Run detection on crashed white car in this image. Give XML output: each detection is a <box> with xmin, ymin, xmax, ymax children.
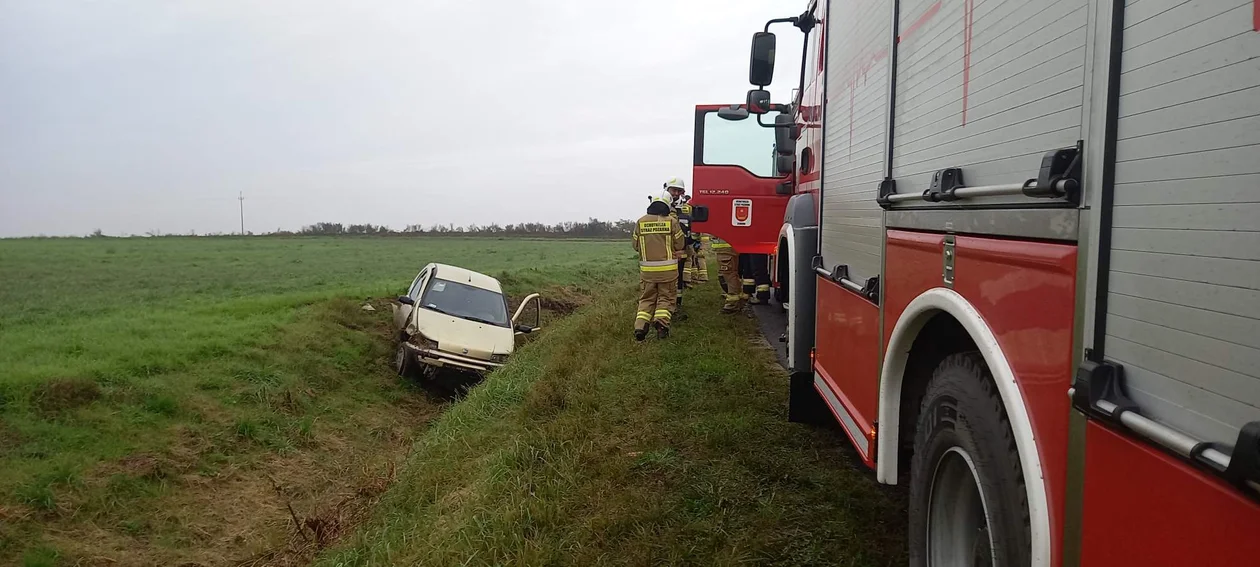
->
<box><xmin>392</xmin><ymin>263</ymin><xmax>540</xmax><ymax>376</ymax></box>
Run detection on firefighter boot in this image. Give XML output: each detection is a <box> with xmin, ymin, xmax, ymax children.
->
<box><xmin>655</xmin><ymin>321</ymin><xmax>670</xmax><ymax>339</ymax></box>
<box><xmin>634</xmin><ymin>328</ymin><xmax>647</xmax><ymax>342</ymax></box>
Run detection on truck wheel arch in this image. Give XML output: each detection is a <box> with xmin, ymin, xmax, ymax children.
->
<box><xmin>877</xmin><ymin>287</ymin><xmax>1051</xmax><ymax>567</ymax></box>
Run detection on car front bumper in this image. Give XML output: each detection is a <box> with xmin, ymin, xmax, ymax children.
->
<box><xmin>402</xmin><ymin>343</ymin><xmax>502</xmax><ymax>374</ymax></box>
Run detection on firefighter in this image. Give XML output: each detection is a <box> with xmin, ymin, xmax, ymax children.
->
<box><xmin>663</xmin><ymin>178</ymin><xmax>694</xmax><ymax>314</ymax></box>
<box><xmin>632</xmin><ymin>196</ymin><xmax>685</xmax><ymax>340</ymax></box>
<box><xmin>677</xmin><ymin>197</ymin><xmax>698</xmax><ymax>287</ymax></box>
<box><xmin>711</xmin><ymin>236</ymin><xmax>746</xmax><ymax>313</ymax></box>
<box><xmin>740</xmin><ymin>254</ymin><xmax>757</xmax><ymax>304</ymax></box>
<box><xmin>693</xmin><ymin>231</ymin><xmax>710</xmax><ymax>283</ymax></box>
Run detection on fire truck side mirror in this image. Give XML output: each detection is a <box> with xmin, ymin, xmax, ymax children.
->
<box><xmin>749</xmin><ymin>31</ymin><xmax>777</xmax><ymax>86</ymax></box>
<box><xmin>717</xmin><ymin>105</ymin><xmax>750</xmax><ymax>121</ymax></box>
<box><xmin>746</xmin><ymin>89</ymin><xmax>772</xmax><ymax>114</ymax></box>
<box><xmin>774</xmin><ymin>114</ymin><xmax>797</xmax><ymax>155</ymax></box>
<box><xmin>689</xmin><ymin>206</ymin><xmax>709</xmax><ymax>223</ymax></box>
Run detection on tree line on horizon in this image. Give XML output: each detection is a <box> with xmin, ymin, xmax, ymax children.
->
<box><xmin>80</xmin><ymin>218</ymin><xmax>636</xmax><ymax>239</ymax></box>
<box><xmin>289</xmin><ymin>218</ymin><xmax>636</xmax><ymax>238</ymax></box>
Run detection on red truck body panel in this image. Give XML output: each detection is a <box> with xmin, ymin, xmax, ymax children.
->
<box><xmin>814</xmin><ymin>277</ymin><xmax>881</xmax><ymax>466</ymax></box>
<box><xmin>878</xmin><ymin>229</ymin><xmax>1078</xmax><ymax>564</ymax></box>
<box><xmin>1081</xmin><ymin>421</ymin><xmax>1260</xmax><ymax>566</ymax></box>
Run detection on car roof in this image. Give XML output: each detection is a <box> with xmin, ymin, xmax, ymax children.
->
<box><xmin>427</xmin><ymin>263</ymin><xmax>502</xmax><ymax>293</ymax></box>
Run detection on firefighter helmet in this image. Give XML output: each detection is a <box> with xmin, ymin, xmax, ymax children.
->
<box><xmin>663</xmin><ymin>177</ymin><xmax>686</xmax><ymax>191</ymax></box>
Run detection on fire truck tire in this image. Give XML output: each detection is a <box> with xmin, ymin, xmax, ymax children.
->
<box><xmin>908</xmin><ymin>352</ymin><xmax>1031</xmax><ymax>567</ymax></box>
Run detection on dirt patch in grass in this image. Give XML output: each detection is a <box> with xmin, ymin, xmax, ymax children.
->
<box><xmin>507</xmin><ymin>285</ymin><xmax>592</xmax><ymax>317</ymax></box>
<box><xmin>238</xmin><ymin>458</ymin><xmax>401</xmax><ymax>567</ymax></box>
<box><xmin>0</xmin><ymin>420</ymin><xmax>24</xmax><ymax>452</ymax></box>
<box><xmin>30</xmin><ymin>377</ymin><xmax>101</xmax><ymax>414</ymax></box>
<box><xmin>538</xmin><ymin>287</ymin><xmax>590</xmax><ymax>315</ymax></box>
<box><xmin>111</xmin><ymin>453</ymin><xmax>170</xmax><ymax>480</ymax></box>
<box><xmin>36</xmin><ymin>393</ymin><xmax>437</xmax><ymax>567</ymax></box>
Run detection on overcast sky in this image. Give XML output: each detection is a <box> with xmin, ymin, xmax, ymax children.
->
<box><xmin>0</xmin><ymin>1</ymin><xmax>802</xmax><ymax>237</ymax></box>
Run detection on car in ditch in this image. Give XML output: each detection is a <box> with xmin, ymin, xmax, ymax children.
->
<box><xmin>391</xmin><ymin>263</ymin><xmax>541</xmax><ymax>377</ymax></box>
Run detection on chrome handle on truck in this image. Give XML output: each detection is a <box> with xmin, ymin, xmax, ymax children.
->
<box><xmin>878</xmin><ymin>143</ymin><xmax>1083</xmax><ymax>208</ymax></box>
<box><xmin>811</xmin><ymin>255</ymin><xmax>879</xmax><ymax>303</ymax></box>
<box><xmin>1071</xmin><ymin>359</ymin><xmax>1260</xmax><ymax>495</ymax></box>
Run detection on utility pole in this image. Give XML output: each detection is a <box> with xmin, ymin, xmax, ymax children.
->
<box><xmin>238</xmin><ymin>191</ymin><xmax>245</xmax><ymax>236</ymax></box>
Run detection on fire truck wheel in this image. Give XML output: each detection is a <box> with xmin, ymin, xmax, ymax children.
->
<box><xmin>908</xmin><ymin>352</ymin><xmax>1031</xmax><ymax>567</ymax></box>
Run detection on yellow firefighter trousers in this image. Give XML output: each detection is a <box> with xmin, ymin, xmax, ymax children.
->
<box><xmin>681</xmin><ymin>248</ymin><xmax>694</xmax><ymax>285</ymax></box>
<box><xmin>635</xmin><ymin>278</ymin><xmax>678</xmax><ymax>331</ymax></box>
<box><xmin>717</xmin><ymin>250</ymin><xmax>744</xmax><ymax>309</ymax></box>
<box><xmin>695</xmin><ymin>249</ymin><xmax>709</xmax><ymax>282</ymax></box>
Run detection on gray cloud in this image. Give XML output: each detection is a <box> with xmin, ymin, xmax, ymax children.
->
<box><xmin>0</xmin><ymin>0</ymin><xmax>803</xmax><ymax>236</ymax></box>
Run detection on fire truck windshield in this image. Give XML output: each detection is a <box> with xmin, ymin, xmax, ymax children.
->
<box><xmin>701</xmin><ymin>110</ymin><xmax>782</xmax><ymax>178</ymax></box>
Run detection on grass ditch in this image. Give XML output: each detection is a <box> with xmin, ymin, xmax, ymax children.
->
<box><xmin>1</xmin><ymin>297</ymin><xmax>439</xmax><ymax>566</ymax></box>
<box><xmin>318</xmin><ymin>277</ymin><xmax>908</xmax><ymax>566</ymax></box>
<box><xmin>0</xmin><ymin>236</ymin><xmax>634</xmax><ymax>566</ymax></box>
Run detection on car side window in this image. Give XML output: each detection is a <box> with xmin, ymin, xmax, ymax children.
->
<box><xmin>408</xmin><ymin>269</ymin><xmax>429</xmax><ymax>298</ymax></box>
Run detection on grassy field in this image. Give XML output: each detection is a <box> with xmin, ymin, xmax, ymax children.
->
<box><xmin>317</xmin><ymin>278</ymin><xmax>907</xmax><ymax>566</ymax></box>
<box><xmin>0</xmin><ymin>236</ymin><xmax>633</xmax><ymax>566</ymax></box>
<box><xmin>1</xmin><ymin>235</ymin><xmax>905</xmax><ymax>566</ymax></box>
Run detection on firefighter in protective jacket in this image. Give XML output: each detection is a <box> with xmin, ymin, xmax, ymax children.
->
<box><xmin>632</xmin><ymin>197</ymin><xmax>685</xmax><ymax>340</ymax></box>
<box><xmin>663</xmin><ymin>177</ymin><xmax>694</xmax><ymax>316</ymax></box>
<box><xmin>711</xmin><ymin>236</ymin><xmax>745</xmax><ymax>313</ymax></box>
<box><xmin>677</xmin><ymin>198</ymin><xmax>696</xmax><ymax>287</ymax></box>
<box><xmin>693</xmin><ymin>232</ymin><xmax>710</xmax><ymax>283</ymax></box>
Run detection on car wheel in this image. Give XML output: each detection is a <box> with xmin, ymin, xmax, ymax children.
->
<box><xmin>909</xmin><ymin>352</ymin><xmax>1030</xmax><ymax>567</ymax></box>
<box><xmin>394</xmin><ymin>341</ymin><xmax>415</xmax><ymax>378</ymax></box>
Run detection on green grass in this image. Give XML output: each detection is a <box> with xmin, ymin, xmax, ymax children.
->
<box><xmin>318</xmin><ymin>277</ymin><xmax>908</xmax><ymax>566</ymax></box>
<box><xmin>0</xmin><ymin>236</ymin><xmax>633</xmax><ymax>565</ymax></box>
<box><xmin>0</xmin><ymin>236</ymin><xmax>624</xmax><ymax>387</ymax></box>
<box><xmin>2</xmin><ymin>235</ymin><xmax>905</xmax><ymax>565</ymax></box>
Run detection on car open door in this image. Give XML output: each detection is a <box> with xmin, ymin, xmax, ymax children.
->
<box><xmin>511</xmin><ymin>293</ymin><xmax>541</xmax><ymax>335</ymax></box>
<box><xmin>688</xmin><ymin>104</ymin><xmax>791</xmax><ymax>255</ymax></box>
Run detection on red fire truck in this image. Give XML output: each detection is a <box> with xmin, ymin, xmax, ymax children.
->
<box><xmin>690</xmin><ymin>0</ymin><xmax>1260</xmax><ymax>564</ymax></box>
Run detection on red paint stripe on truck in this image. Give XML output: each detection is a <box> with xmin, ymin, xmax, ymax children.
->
<box><xmin>898</xmin><ymin>0</ymin><xmax>941</xmax><ymax>43</ymax></box>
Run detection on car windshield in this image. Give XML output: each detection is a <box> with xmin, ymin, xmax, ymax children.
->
<box><xmin>419</xmin><ymin>278</ymin><xmax>509</xmax><ymax>327</ymax></box>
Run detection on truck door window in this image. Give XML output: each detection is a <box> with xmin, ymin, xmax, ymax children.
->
<box><xmin>701</xmin><ymin>111</ymin><xmax>782</xmax><ymax>178</ymax></box>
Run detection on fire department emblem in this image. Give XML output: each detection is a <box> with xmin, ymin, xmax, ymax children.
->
<box><xmin>732</xmin><ymin>199</ymin><xmax>752</xmax><ymax>226</ymax></box>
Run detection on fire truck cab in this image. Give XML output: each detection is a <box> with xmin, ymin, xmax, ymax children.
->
<box><xmin>697</xmin><ymin>0</ymin><xmax>1260</xmax><ymax>564</ymax></box>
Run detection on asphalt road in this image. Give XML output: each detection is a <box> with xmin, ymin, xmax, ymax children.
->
<box><xmin>751</xmin><ymin>300</ymin><xmax>789</xmax><ymax>370</ymax></box>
